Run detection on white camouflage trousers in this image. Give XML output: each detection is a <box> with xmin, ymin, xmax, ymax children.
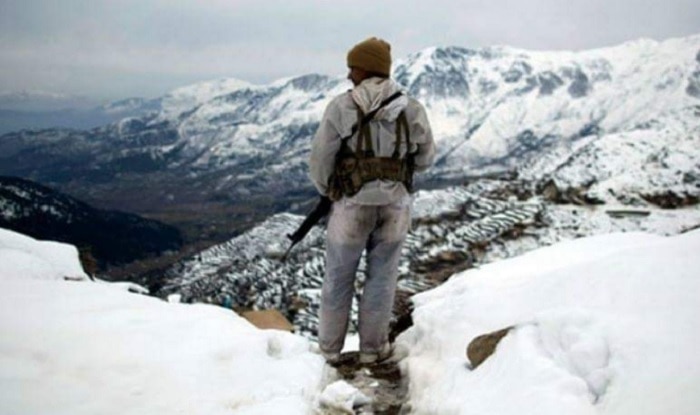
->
<box><xmin>319</xmin><ymin>197</ymin><xmax>411</xmax><ymax>354</ymax></box>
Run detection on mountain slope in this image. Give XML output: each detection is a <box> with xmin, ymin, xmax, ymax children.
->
<box><xmin>0</xmin><ymin>176</ymin><xmax>183</xmax><ymax>269</ymax></box>
<box><xmin>153</xmin><ymin>177</ymin><xmax>700</xmax><ymax>342</ymax></box>
<box><xmin>154</xmin><ymin>186</ymin><xmax>545</xmax><ymax>338</ymax></box>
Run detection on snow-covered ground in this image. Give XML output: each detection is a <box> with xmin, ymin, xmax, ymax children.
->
<box><xmin>2</xmin><ymin>224</ymin><xmax>700</xmax><ymax>414</ymax></box>
<box><xmin>0</xmin><ymin>228</ymin><xmax>87</xmax><ymax>281</ymax></box>
<box><xmin>398</xmin><ymin>228</ymin><xmax>700</xmax><ymax>414</ymax></box>
<box><xmin>0</xmin><ymin>228</ymin><xmax>326</xmax><ymax>415</ymax></box>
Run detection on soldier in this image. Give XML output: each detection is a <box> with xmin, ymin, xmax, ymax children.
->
<box><xmin>309</xmin><ymin>37</ymin><xmax>435</xmax><ymax>364</ymax></box>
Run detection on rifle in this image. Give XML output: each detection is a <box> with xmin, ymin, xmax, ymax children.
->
<box><xmin>280</xmin><ymin>91</ymin><xmax>405</xmax><ymax>262</ymax></box>
<box><xmin>281</xmin><ymin>195</ymin><xmax>332</xmax><ymax>262</ymax></box>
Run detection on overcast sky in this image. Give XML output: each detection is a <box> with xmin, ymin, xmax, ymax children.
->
<box><xmin>1</xmin><ymin>0</ymin><xmax>699</xmax><ymax>101</ymax></box>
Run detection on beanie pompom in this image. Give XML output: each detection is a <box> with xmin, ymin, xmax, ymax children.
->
<box><xmin>347</xmin><ymin>37</ymin><xmax>392</xmax><ymax>76</ymax></box>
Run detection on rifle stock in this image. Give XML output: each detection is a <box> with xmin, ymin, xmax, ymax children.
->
<box><xmin>281</xmin><ymin>196</ymin><xmax>332</xmax><ymax>262</ymax></box>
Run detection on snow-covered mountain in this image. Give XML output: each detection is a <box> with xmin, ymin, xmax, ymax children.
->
<box><xmin>1</xmin><ymin>35</ymin><xmax>698</xmax><ymax>240</ymax></box>
<box><xmin>148</xmin><ymin>34</ymin><xmax>700</xmax><ymax>197</ymax></box>
<box><xmin>158</xmin><ymin>77</ymin><xmax>253</xmax><ymax>119</ymax></box>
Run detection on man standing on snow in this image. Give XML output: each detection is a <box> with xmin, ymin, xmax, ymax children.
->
<box><xmin>309</xmin><ymin>37</ymin><xmax>435</xmax><ymax>364</ymax></box>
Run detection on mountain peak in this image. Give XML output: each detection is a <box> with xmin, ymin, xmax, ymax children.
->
<box><xmin>284</xmin><ymin>74</ymin><xmax>335</xmax><ymax>92</ymax></box>
<box><xmin>160</xmin><ymin>78</ymin><xmax>254</xmax><ymax>118</ymax></box>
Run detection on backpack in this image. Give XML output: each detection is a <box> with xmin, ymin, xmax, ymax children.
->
<box><xmin>328</xmin><ymin>97</ymin><xmax>414</xmax><ymax>201</ymax></box>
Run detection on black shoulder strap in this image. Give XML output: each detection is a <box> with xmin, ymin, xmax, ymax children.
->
<box><xmin>392</xmin><ymin>111</ymin><xmax>410</xmax><ymax>159</ymax></box>
<box><xmin>340</xmin><ymin>91</ymin><xmax>404</xmax><ymax>144</ymax></box>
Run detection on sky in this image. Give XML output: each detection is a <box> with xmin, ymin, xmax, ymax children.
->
<box><xmin>1</xmin><ymin>0</ymin><xmax>700</xmax><ymax>102</ymax></box>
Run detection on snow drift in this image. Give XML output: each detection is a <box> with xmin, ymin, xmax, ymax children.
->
<box><xmin>0</xmin><ymin>228</ymin><xmax>326</xmax><ymax>415</ymax></box>
<box><xmin>398</xmin><ymin>229</ymin><xmax>700</xmax><ymax>414</ymax></box>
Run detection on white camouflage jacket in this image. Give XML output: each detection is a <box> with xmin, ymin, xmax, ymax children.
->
<box><xmin>309</xmin><ymin>77</ymin><xmax>436</xmax><ymax>205</ymax></box>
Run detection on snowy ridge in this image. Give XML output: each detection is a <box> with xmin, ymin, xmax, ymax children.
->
<box><xmin>523</xmin><ymin>119</ymin><xmax>700</xmax><ymax>204</ymax></box>
<box><xmin>158</xmin><ymin>186</ymin><xmax>544</xmax><ymax>338</ymax></box>
<box><xmin>169</xmin><ymin>74</ymin><xmax>345</xmax><ymax>170</ymax></box>
<box><xmin>412</xmin><ymin>36</ymin><xmax>697</xmax><ymax>166</ymax></box>
<box><xmin>0</xmin><ymin>179</ymin><xmax>85</xmax><ymax>222</ymax></box>
<box><xmin>158</xmin><ymin>77</ymin><xmax>254</xmax><ymax>119</ymax></box>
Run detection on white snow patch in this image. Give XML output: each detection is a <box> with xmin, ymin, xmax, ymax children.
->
<box><xmin>316</xmin><ymin>380</ymin><xmax>371</xmax><ymax>414</ymax></box>
<box><xmin>398</xmin><ymin>229</ymin><xmax>700</xmax><ymax>414</ymax></box>
<box><xmin>0</xmin><ymin>228</ymin><xmax>326</xmax><ymax>415</ymax></box>
<box><xmin>0</xmin><ymin>228</ymin><xmax>87</xmax><ymax>281</ymax></box>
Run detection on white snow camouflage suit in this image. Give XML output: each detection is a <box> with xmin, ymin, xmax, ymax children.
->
<box><xmin>309</xmin><ymin>77</ymin><xmax>436</xmax><ymax>354</ymax></box>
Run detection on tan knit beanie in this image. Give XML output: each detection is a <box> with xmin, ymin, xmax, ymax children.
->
<box><xmin>346</xmin><ymin>37</ymin><xmax>392</xmax><ymax>76</ymax></box>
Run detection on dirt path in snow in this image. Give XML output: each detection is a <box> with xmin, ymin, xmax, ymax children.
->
<box><xmin>328</xmin><ymin>351</ymin><xmax>408</xmax><ymax>414</ymax></box>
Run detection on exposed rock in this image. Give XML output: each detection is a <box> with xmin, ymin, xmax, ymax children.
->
<box><xmin>467</xmin><ymin>326</ymin><xmax>514</xmax><ymax>369</ymax></box>
<box><xmin>78</xmin><ymin>247</ymin><xmax>99</xmax><ymax>279</ymax></box>
<box><xmin>687</xmin><ymin>70</ymin><xmax>700</xmax><ymax>98</ymax></box>
<box><xmin>481</xmin><ymin>179</ymin><xmax>534</xmax><ymax>201</ymax></box>
<box><xmin>242</xmin><ymin>309</ymin><xmax>294</xmax><ymax>332</ymax></box>
<box><xmin>502</xmin><ymin>61</ymin><xmax>533</xmax><ymax>83</ymax></box>
<box><xmin>538</xmin><ymin>179</ymin><xmax>603</xmax><ymax>205</ymax></box>
<box><xmin>537</xmin><ymin>71</ymin><xmax>564</xmax><ymax>95</ymax></box>
<box><xmin>566</xmin><ymin>68</ymin><xmax>592</xmax><ymax>98</ymax></box>
<box><xmin>605</xmin><ymin>209</ymin><xmax>651</xmax><ymax>218</ymax></box>
<box><xmin>641</xmin><ymin>191</ymin><xmax>699</xmax><ymax>208</ymax></box>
